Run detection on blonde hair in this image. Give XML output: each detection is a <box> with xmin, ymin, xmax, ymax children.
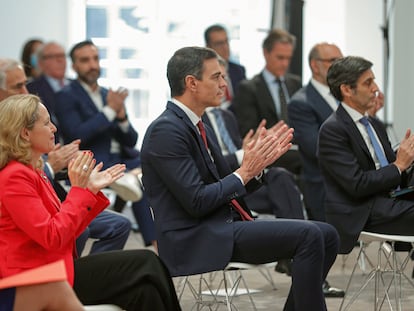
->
<box><xmin>0</xmin><ymin>94</ymin><xmax>42</xmax><ymax>169</ymax></box>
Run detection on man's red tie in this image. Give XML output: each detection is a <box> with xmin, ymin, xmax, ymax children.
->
<box><xmin>196</xmin><ymin>120</ymin><xmax>253</xmax><ymax>221</ymax></box>
<box><xmin>197</xmin><ymin>121</ymin><xmax>208</xmax><ymax>149</ymax></box>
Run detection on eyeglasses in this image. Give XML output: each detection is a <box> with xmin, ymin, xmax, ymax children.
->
<box><xmin>315</xmin><ymin>57</ymin><xmax>341</xmax><ymax>63</ymax></box>
<box><xmin>42</xmin><ymin>53</ymin><xmax>66</xmax><ymax>60</ymax></box>
<box><xmin>210</xmin><ymin>39</ymin><xmax>229</xmax><ymax>48</ymax></box>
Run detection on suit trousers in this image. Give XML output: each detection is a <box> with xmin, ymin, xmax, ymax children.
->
<box><xmin>303</xmin><ymin>180</ymin><xmax>326</xmax><ymax>222</ymax></box>
<box><xmin>231</xmin><ymin>219</ymin><xmax>339</xmax><ymax>311</ymax></box>
<box><xmin>270</xmin><ymin>149</ymin><xmax>303</xmax><ymax>176</ymax></box>
<box><xmin>244</xmin><ymin>167</ymin><xmax>304</xmax><ymax>219</ymax></box>
<box><xmin>76</xmin><ymin>210</ymin><xmax>131</xmax><ymax>256</ymax></box>
<box><xmin>73</xmin><ymin>249</ymin><xmax>181</xmax><ymax>311</ymax></box>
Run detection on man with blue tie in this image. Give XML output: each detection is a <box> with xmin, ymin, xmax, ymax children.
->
<box><xmin>141</xmin><ymin>46</ymin><xmax>340</xmax><ymax>310</ymax></box>
<box><xmin>318</xmin><ymin>56</ymin><xmax>414</xmax><ymax>255</ymax></box>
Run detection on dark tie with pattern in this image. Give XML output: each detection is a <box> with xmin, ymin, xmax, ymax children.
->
<box><xmin>276</xmin><ymin>78</ymin><xmax>288</xmax><ymax>123</ymax></box>
<box><xmin>196</xmin><ymin>120</ymin><xmax>253</xmax><ymax>221</ymax></box>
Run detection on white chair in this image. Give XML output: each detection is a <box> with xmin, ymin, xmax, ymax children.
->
<box><xmin>339</xmin><ymin>231</ymin><xmax>414</xmax><ymax>311</ymax></box>
<box><xmin>174</xmin><ymin>262</ymin><xmax>277</xmax><ymax>311</ymax></box>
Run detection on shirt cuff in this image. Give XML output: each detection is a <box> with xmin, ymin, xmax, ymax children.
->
<box><xmin>235</xmin><ymin>149</ymin><xmax>244</xmax><ymax>166</ymax></box>
<box><xmin>45</xmin><ymin>161</ymin><xmax>55</xmax><ymax>179</ymax></box>
<box><xmin>233</xmin><ymin>172</ymin><xmax>245</xmax><ymax>185</ymax></box>
<box><xmin>102</xmin><ymin>106</ymin><xmax>117</xmax><ymax>121</ymax></box>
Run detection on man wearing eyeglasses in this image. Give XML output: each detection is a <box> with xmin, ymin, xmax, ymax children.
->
<box><xmin>27</xmin><ymin>41</ymin><xmax>69</xmax><ymax>142</ymax></box>
<box><xmin>204</xmin><ymin>24</ymin><xmax>246</xmax><ymax>111</ymax></box>
<box><xmin>288</xmin><ymin>43</ymin><xmax>345</xmax><ymax>297</ymax></box>
<box><xmin>288</xmin><ymin>43</ymin><xmax>343</xmax><ymax>223</ymax></box>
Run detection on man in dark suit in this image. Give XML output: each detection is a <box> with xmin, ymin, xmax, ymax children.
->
<box><xmin>204</xmin><ymin>24</ymin><xmax>246</xmax><ymax>111</ymax></box>
<box><xmin>54</xmin><ymin>40</ymin><xmax>157</xmax><ymax>249</ymax></box>
<box><xmin>288</xmin><ymin>43</ymin><xmax>343</xmax><ymax>222</ymax></box>
<box><xmin>234</xmin><ymin>28</ymin><xmax>302</xmax><ymax>175</ymax></box>
<box><xmin>141</xmin><ymin>46</ymin><xmax>340</xmax><ymax>311</ymax></box>
<box><xmin>318</xmin><ymin>56</ymin><xmax>414</xmax><ymax>254</ymax></box>
<box><xmin>26</xmin><ymin>41</ymin><xmax>69</xmax><ymax>142</ymax></box>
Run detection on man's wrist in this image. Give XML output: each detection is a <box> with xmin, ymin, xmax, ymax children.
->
<box><xmin>115</xmin><ymin>114</ymin><xmax>128</xmax><ymax>122</ymax></box>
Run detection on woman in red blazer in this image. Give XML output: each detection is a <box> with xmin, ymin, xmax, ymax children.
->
<box><xmin>0</xmin><ymin>94</ymin><xmax>125</xmax><ymax>309</ymax></box>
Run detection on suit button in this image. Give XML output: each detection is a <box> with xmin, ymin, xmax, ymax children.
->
<box><xmin>226</xmin><ymin>219</ymin><xmax>233</xmax><ymax>224</ymax></box>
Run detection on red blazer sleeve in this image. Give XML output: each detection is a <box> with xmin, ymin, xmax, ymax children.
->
<box><xmin>1</xmin><ymin>162</ymin><xmax>109</xmax><ymax>251</ymax></box>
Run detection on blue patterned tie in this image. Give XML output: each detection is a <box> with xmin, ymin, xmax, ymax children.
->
<box><xmin>211</xmin><ymin>109</ymin><xmax>237</xmax><ymax>154</ymax></box>
<box><xmin>359</xmin><ymin>117</ymin><xmax>389</xmax><ymax>167</ymax></box>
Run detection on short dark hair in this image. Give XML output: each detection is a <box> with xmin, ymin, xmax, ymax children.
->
<box><xmin>167</xmin><ymin>46</ymin><xmax>218</xmax><ymax>97</ymax></box>
<box><xmin>262</xmin><ymin>28</ymin><xmax>296</xmax><ymax>52</ymax></box>
<box><xmin>204</xmin><ymin>24</ymin><xmax>226</xmax><ymax>46</ymax></box>
<box><xmin>327</xmin><ymin>56</ymin><xmax>373</xmax><ymax>101</ymax></box>
<box><xmin>69</xmin><ymin>40</ymin><xmax>95</xmax><ymax>62</ymax></box>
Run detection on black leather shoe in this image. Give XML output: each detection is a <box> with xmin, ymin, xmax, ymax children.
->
<box><xmin>275</xmin><ymin>259</ymin><xmax>292</xmax><ymax>276</ymax></box>
<box><xmin>323</xmin><ymin>280</ymin><xmax>345</xmax><ymax>298</ymax></box>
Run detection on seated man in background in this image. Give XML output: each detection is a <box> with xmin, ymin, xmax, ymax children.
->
<box><xmin>212</xmin><ymin>50</ymin><xmax>343</xmax><ymax>297</ymax></box>
<box><xmin>204</xmin><ymin>57</ymin><xmax>304</xmax><ymax>221</ymax></box>
<box><xmin>318</xmin><ymin>56</ymin><xmax>414</xmax><ymax>255</ymax></box>
<box><xmin>289</xmin><ymin>42</ymin><xmax>343</xmax><ymax>223</ymax></box>
<box><xmin>141</xmin><ymin>46</ymin><xmax>340</xmax><ymax>311</ymax></box>
<box><xmin>0</xmin><ymin>58</ymin><xmax>131</xmax><ymax>255</ymax></box>
<box><xmin>233</xmin><ymin>28</ymin><xmax>302</xmax><ymax>176</ymax></box>
<box><xmin>55</xmin><ymin>40</ymin><xmax>156</xmax><ymax>249</ymax></box>
<box><xmin>204</xmin><ymin>24</ymin><xmax>246</xmax><ymax>111</ymax></box>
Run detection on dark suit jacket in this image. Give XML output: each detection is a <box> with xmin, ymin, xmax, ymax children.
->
<box><xmin>141</xmin><ymin>101</ymin><xmax>259</xmax><ymax>277</ymax></box>
<box><xmin>27</xmin><ymin>75</ymin><xmax>67</xmax><ymax>141</ymax></box>
<box><xmin>55</xmin><ymin>80</ymin><xmax>140</xmax><ymax>168</ymax></box>
<box><xmin>288</xmin><ymin>83</ymin><xmax>333</xmax><ymax>183</ymax></box>
<box><xmin>318</xmin><ymin>104</ymin><xmax>412</xmax><ymax>253</ymax></box>
<box><xmin>234</xmin><ymin>72</ymin><xmax>302</xmax><ymax>137</ymax></box>
<box><xmin>228</xmin><ymin>61</ymin><xmax>246</xmax><ymax>96</ymax></box>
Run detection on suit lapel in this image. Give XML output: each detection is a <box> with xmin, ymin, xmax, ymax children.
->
<box><xmin>72</xmin><ymin>80</ymin><xmax>100</xmax><ymax>114</ymax></box>
<box><xmin>337</xmin><ymin>104</ymin><xmax>373</xmax><ymax>161</ymax></box>
<box><xmin>168</xmin><ymin>102</ymin><xmax>221</xmax><ymax>180</ymax></box>
<box><xmin>307</xmin><ymin>83</ymin><xmax>334</xmax><ymax>122</ymax></box>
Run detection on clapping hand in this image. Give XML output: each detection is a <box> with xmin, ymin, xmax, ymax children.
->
<box><xmin>68</xmin><ymin>151</ymin><xmax>126</xmax><ymax>194</ymax></box>
<box><xmin>87</xmin><ymin>162</ymin><xmax>126</xmax><ymax>194</ymax></box>
<box><xmin>237</xmin><ymin>123</ymin><xmax>293</xmax><ymax>184</ymax></box>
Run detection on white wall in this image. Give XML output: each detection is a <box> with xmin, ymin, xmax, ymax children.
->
<box><xmin>390</xmin><ymin>0</ymin><xmax>414</xmax><ymax>142</ymax></box>
<box><xmin>0</xmin><ymin>0</ymin><xmax>70</xmax><ymax>58</ymax></box>
<box><xmin>303</xmin><ymin>0</ymin><xmax>383</xmax><ymax>89</ymax></box>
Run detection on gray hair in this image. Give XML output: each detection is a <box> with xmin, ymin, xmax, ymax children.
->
<box><xmin>0</xmin><ymin>59</ymin><xmax>22</xmax><ymax>89</ymax></box>
<box><xmin>262</xmin><ymin>28</ymin><xmax>296</xmax><ymax>52</ymax></box>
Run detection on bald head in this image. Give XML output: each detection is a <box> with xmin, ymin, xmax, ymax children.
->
<box><xmin>308</xmin><ymin>43</ymin><xmax>343</xmax><ymax>85</ymax></box>
<box><xmin>37</xmin><ymin>42</ymin><xmax>67</xmax><ymax>79</ymax></box>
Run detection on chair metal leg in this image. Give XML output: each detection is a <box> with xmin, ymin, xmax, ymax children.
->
<box><xmin>340</xmin><ymin>238</ymin><xmax>414</xmax><ymax>311</ymax></box>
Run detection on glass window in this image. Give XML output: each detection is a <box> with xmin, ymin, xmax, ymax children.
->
<box><xmin>85</xmin><ymin>0</ymin><xmax>272</xmax><ymax>147</ymax></box>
